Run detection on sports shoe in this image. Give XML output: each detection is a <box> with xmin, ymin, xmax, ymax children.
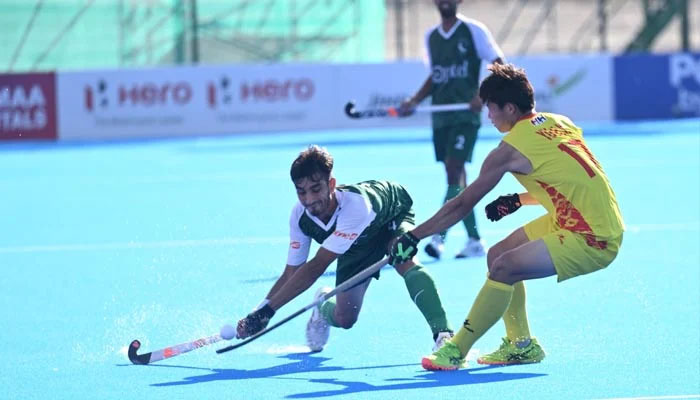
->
<box><xmin>306</xmin><ymin>286</ymin><xmax>332</xmax><ymax>352</ymax></box>
<box><xmin>433</xmin><ymin>331</ymin><xmax>454</xmax><ymax>351</ymax></box>
<box><xmin>422</xmin><ymin>340</ymin><xmax>466</xmax><ymax>371</ymax></box>
<box><xmin>455</xmin><ymin>238</ymin><xmax>486</xmax><ymax>258</ymax></box>
<box><xmin>424</xmin><ymin>234</ymin><xmax>444</xmax><ymax>259</ymax></box>
<box><xmin>477</xmin><ymin>337</ymin><xmax>546</xmax><ymax>365</ymax></box>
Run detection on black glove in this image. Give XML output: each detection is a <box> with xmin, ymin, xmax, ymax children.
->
<box><xmin>237</xmin><ymin>304</ymin><xmax>275</xmax><ymax>339</ymax></box>
<box><xmin>485</xmin><ymin>193</ymin><xmax>522</xmax><ymax>222</ymax></box>
<box><xmin>389</xmin><ymin>231</ymin><xmax>420</xmax><ymax>265</ymax></box>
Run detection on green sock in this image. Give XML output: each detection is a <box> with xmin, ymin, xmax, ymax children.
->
<box><xmin>320</xmin><ymin>299</ymin><xmax>340</xmax><ymax>328</ymax></box>
<box><xmin>403</xmin><ymin>264</ymin><xmax>452</xmax><ymax>337</ymax></box>
<box><xmin>441</xmin><ymin>185</ymin><xmax>463</xmax><ymax>239</ymax></box>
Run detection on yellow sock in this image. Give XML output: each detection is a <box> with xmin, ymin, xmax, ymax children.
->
<box><xmin>452</xmin><ymin>279</ymin><xmax>514</xmax><ymax>356</ymax></box>
<box><xmin>503</xmin><ymin>281</ymin><xmax>532</xmax><ymax>344</ymax></box>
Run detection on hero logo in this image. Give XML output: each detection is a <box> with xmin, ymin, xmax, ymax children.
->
<box><xmin>0</xmin><ymin>84</ymin><xmax>48</xmax><ymax>130</ymax></box>
<box><xmin>290</xmin><ymin>241</ymin><xmax>301</xmax><ymax>249</ymax></box>
<box><xmin>207</xmin><ymin>76</ymin><xmax>314</xmax><ymax>107</ymax></box>
<box><xmin>333</xmin><ymin>231</ymin><xmax>358</xmax><ymax>241</ymax></box>
<box><xmin>84</xmin><ymin>79</ymin><xmax>192</xmax><ymax>111</ymax></box>
<box><xmin>669</xmin><ymin>54</ymin><xmax>700</xmax><ymax>115</ymax></box>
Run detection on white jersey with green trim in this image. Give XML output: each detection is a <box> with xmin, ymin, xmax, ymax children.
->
<box><xmin>286</xmin><ymin>189</ymin><xmax>377</xmax><ymax>267</ymax></box>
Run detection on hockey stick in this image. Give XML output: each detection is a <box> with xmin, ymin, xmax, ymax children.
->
<box><xmin>216</xmin><ymin>257</ymin><xmax>390</xmax><ymax>354</ymax></box>
<box><xmin>128</xmin><ymin>334</ymin><xmax>223</xmax><ymax>365</ymax></box>
<box><xmin>344</xmin><ymin>100</ymin><xmax>470</xmax><ymax>119</ymax></box>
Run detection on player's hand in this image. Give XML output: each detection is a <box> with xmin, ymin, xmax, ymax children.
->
<box><xmin>469</xmin><ymin>94</ymin><xmax>483</xmax><ymax>113</ymax></box>
<box><xmin>389</xmin><ymin>231</ymin><xmax>420</xmax><ymax>265</ymax></box>
<box><xmin>236</xmin><ymin>304</ymin><xmax>275</xmax><ymax>339</ymax></box>
<box><xmin>398</xmin><ymin>98</ymin><xmax>417</xmax><ymax>117</ymax></box>
<box><xmin>485</xmin><ymin>193</ymin><xmax>521</xmax><ymax>221</ymax></box>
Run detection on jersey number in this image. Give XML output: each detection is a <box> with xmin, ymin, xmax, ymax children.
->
<box><xmin>557</xmin><ymin>139</ymin><xmax>600</xmax><ymax>178</ymax></box>
<box><xmin>455</xmin><ymin>135</ymin><xmax>465</xmax><ymax>150</ymax></box>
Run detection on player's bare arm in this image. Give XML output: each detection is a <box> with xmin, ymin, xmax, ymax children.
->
<box><xmin>267</xmin><ymin>247</ymin><xmax>338</xmax><ymax>311</ymax></box>
<box><xmin>412</xmin><ymin>141</ymin><xmax>530</xmax><ymax>240</ymax></box>
<box><xmin>264</xmin><ymin>265</ymin><xmax>297</xmax><ymax>301</ymax></box>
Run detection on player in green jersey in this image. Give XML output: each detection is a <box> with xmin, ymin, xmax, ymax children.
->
<box><xmin>235</xmin><ymin>145</ymin><xmax>453</xmax><ymax>352</ymax></box>
<box><xmin>400</xmin><ymin>0</ymin><xmax>504</xmax><ymax>260</ymax></box>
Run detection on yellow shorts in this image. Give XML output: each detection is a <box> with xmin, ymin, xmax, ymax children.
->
<box><xmin>524</xmin><ymin>214</ymin><xmax>623</xmax><ymax>282</ymax></box>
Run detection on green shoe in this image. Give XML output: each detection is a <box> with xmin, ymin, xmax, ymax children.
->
<box><xmin>421</xmin><ymin>341</ymin><xmax>467</xmax><ymax>371</ymax></box>
<box><xmin>477</xmin><ymin>337</ymin><xmax>546</xmax><ymax>365</ymax></box>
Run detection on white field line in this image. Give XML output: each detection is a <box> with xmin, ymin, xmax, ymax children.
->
<box><xmin>592</xmin><ymin>395</ymin><xmax>700</xmax><ymax>400</ymax></box>
<box><xmin>0</xmin><ymin>222</ymin><xmax>696</xmax><ymax>254</ymax></box>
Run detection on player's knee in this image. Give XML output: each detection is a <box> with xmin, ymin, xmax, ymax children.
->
<box><xmin>486</xmin><ymin>245</ymin><xmax>504</xmax><ymax>269</ymax></box>
<box><xmin>488</xmin><ymin>253</ymin><xmax>516</xmax><ymax>283</ymax></box>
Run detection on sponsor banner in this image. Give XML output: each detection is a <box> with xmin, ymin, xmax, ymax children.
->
<box><xmin>510</xmin><ymin>54</ymin><xmax>614</xmax><ymax>122</ymax></box>
<box><xmin>57</xmin><ymin>64</ymin><xmax>336</xmax><ymax>140</ymax></box>
<box><xmin>614</xmin><ymin>53</ymin><xmax>700</xmax><ymax>120</ymax></box>
<box><xmin>0</xmin><ymin>73</ymin><xmax>57</xmax><ymax>140</ymax></box>
<box><xmin>333</xmin><ymin>62</ymin><xmax>431</xmax><ymax>129</ymax></box>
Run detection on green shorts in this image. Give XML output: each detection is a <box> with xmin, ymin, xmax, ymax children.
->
<box><xmin>335</xmin><ymin>209</ymin><xmax>415</xmax><ymax>286</ymax></box>
<box><xmin>433</xmin><ymin>123</ymin><xmax>480</xmax><ymax>162</ymax></box>
<box><xmin>524</xmin><ymin>214</ymin><xmax>623</xmax><ymax>282</ymax></box>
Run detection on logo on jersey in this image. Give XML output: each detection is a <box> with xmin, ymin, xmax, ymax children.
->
<box><xmin>333</xmin><ymin>231</ymin><xmax>358</xmax><ymax>241</ymax></box>
<box><xmin>530</xmin><ymin>115</ymin><xmax>547</xmax><ymax>126</ymax></box>
<box><xmin>290</xmin><ymin>241</ymin><xmax>301</xmax><ymax>249</ymax></box>
<box><xmin>432</xmin><ymin>61</ymin><xmax>469</xmax><ymax>84</ymax></box>
<box><xmin>457</xmin><ymin>40</ymin><xmax>468</xmax><ymax>54</ymax></box>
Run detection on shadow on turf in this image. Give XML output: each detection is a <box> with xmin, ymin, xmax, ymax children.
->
<box><xmin>148</xmin><ymin>352</ymin><xmax>546</xmax><ymax>396</ymax></box>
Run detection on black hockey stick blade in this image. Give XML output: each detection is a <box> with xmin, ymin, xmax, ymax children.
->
<box><xmin>128</xmin><ymin>340</ymin><xmax>152</xmax><ymax>365</ymax></box>
<box><xmin>344</xmin><ymin>101</ymin><xmax>361</xmax><ymax>118</ymax></box>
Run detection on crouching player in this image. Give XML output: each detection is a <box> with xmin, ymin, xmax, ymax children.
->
<box><xmin>236</xmin><ymin>145</ymin><xmax>454</xmax><ymax>352</ymax></box>
<box><xmin>390</xmin><ymin>63</ymin><xmax>625</xmax><ymax>370</ymax></box>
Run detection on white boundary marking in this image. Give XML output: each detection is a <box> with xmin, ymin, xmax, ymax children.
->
<box><xmin>592</xmin><ymin>395</ymin><xmax>700</xmax><ymax>400</ymax></box>
<box><xmin>0</xmin><ymin>222</ymin><xmax>697</xmax><ymax>254</ymax></box>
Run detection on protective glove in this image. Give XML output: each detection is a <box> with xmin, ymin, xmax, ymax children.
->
<box><xmin>236</xmin><ymin>304</ymin><xmax>275</xmax><ymax>339</ymax></box>
<box><xmin>485</xmin><ymin>193</ymin><xmax>522</xmax><ymax>222</ymax></box>
<box><xmin>397</xmin><ymin>98</ymin><xmax>417</xmax><ymax>117</ymax></box>
<box><xmin>389</xmin><ymin>231</ymin><xmax>420</xmax><ymax>265</ymax></box>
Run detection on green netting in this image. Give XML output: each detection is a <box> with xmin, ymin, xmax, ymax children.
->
<box><xmin>1</xmin><ymin>0</ymin><xmax>385</xmax><ymax>72</ymax></box>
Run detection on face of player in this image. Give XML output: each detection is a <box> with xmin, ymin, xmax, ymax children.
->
<box><xmin>486</xmin><ymin>102</ymin><xmax>518</xmax><ymax>133</ymax></box>
<box><xmin>294</xmin><ymin>174</ymin><xmax>337</xmax><ymax>219</ymax></box>
<box><xmin>434</xmin><ymin>0</ymin><xmax>460</xmax><ymax>18</ymax></box>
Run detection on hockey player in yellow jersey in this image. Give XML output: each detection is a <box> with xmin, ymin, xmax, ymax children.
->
<box><xmin>390</xmin><ymin>63</ymin><xmax>624</xmax><ymax>370</ymax></box>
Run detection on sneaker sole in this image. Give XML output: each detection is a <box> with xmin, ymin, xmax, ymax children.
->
<box><xmin>421</xmin><ymin>357</ymin><xmax>461</xmax><ymax>371</ymax></box>
<box><xmin>476</xmin><ymin>357</ymin><xmax>544</xmax><ymax>365</ymax></box>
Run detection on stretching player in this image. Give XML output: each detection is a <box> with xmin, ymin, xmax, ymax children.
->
<box><xmin>391</xmin><ymin>63</ymin><xmax>625</xmax><ymax>370</ymax></box>
<box><xmin>236</xmin><ymin>145</ymin><xmax>453</xmax><ymax>352</ymax></box>
<box><xmin>399</xmin><ymin>0</ymin><xmax>504</xmax><ymax>259</ymax></box>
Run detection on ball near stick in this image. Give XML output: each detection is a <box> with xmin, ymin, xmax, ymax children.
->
<box><xmin>220</xmin><ymin>324</ymin><xmax>236</xmax><ymax>340</ymax></box>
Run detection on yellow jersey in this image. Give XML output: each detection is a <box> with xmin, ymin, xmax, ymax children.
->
<box><xmin>503</xmin><ymin>112</ymin><xmax>625</xmax><ymax>245</ymax></box>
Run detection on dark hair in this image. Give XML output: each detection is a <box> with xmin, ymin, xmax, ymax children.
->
<box><xmin>479</xmin><ymin>63</ymin><xmax>535</xmax><ymax>113</ymax></box>
<box><xmin>290</xmin><ymin>145</ymin><xmax>333</xmax><ymax>182</ymax></box>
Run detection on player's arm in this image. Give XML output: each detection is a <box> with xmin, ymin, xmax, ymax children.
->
<box><xmin>418</xmin><ymin>142</ymin><xmax>531</xmax><ymax>238</ymax></box>
<box><xmin>236</xmin><ymin>248</ymin><xmax>338</xmax><ymax>339</ymax></box>
<box><xmin>519</xmin><ymin>192</ymin><xmax>538</xmax><ymax>205</ymax></box>
<box><xmin>399</xmin><ymin>76</ymin><xmax>433</xmax><ymax>115</ymax></box>
<box><xmin>266</xmin><ymin>248</ymin><xmax>337</xmax><ymax>311</ymax></box>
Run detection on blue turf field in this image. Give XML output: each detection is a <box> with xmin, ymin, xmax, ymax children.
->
<box><xmin>1</xmin><ymin>120</ymin><xmax>699</xmax><ymax>400</ymax></box>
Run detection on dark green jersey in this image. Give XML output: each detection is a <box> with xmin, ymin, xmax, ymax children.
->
<box><xmin>286</xmin><ymin>180</ymin><xmax>413</xmax><ymax>265</ymax></box>
<box><xmin>425</xmin><ymin>16</ymin><xmax>503</xmax><ymax>129</ymax></box>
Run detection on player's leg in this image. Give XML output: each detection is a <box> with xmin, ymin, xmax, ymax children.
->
<box><xmin>424</xmin><ymin>127</ymin><xmax>450</xmax><ymax>259</ymax></box>
<box><xmin>487</xmin><ymin>227</ymin><xmax>534</xmax><ymax>346</ymax></box>
<box><xmin>307</xmin><ymin>277</ymin><xmax>371</xmax><ymax>351</ymax></box>
<box><xmin>447</xmin><ymin>124</ymin><xmax>485</xmax><ymax>258</ymax></box>
<box><xmin>391</xmin><ymin>207</ymin><xmax>453</xmax><ymax>346</ymax></box>
<box><xmin>423</xmin><ymin>235</ymin><xmax>555</xmax><ymax>370</ymax></box>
